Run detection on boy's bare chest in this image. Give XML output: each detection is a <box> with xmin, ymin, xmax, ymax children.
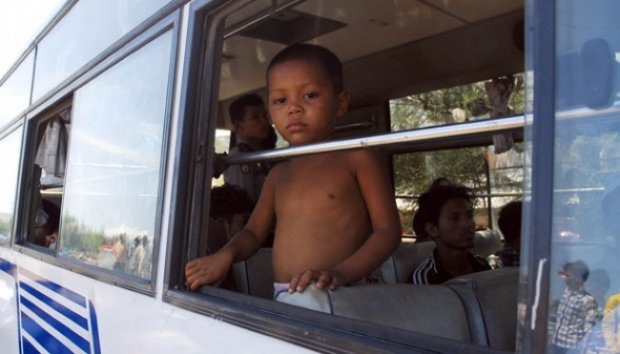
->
<box><xmin>275</xmin><ymin>157</ymin><xmax>358</xmax><ymax>203</ymax></box>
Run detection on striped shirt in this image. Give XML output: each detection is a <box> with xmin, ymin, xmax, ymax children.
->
<box><xmin>410</xmin><ymin>248</ymin><xmax>491</xmax><ymax>285</ymax></box>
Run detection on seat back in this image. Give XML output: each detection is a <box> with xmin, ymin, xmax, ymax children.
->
<box><xmin>380</xmin><ymin>241</ymin><xmax>435</xmax><ymax>283</ymax></box>
<box><xmin>232</xmin><ymin>247</ymin><xmax>274</xmax><ymax>299</ymax></box>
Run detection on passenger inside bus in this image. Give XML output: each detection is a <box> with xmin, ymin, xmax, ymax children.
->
<box><xmin>186</xmin><ymin>44</ymin><xmax>401</xmax><ymax>301</ymax></box>
<box><xmin>223</xmin><ymin>93</ymin><xmax>274</xmax><ymax>203</ymax></box>
<box><xmin>410</xmin><ymin>178</ymin><xmax>491</xmax><ymax>285</ymax></box>
<box><xmin>495</xmin><ymin>200</ymin><xmax>522</xmax><ymax>267</ymax></box>
<box><xmin>33</xmin><ymin>199</ymin><xmax>60</xmax><ymax>249</ymax></box>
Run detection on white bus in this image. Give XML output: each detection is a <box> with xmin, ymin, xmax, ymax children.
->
<box><xmin>1</xmin><ymin>0</ymin><xmax>619</xmax><ymax>353</ymax></box>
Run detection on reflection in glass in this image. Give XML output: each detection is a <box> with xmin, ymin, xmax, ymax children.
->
<box><xmin>0</xmin><ymin>126</ymin><xmax>24</xmax><ymax>244</ymax></box>
<box><xmin>33</xmin><ymin>0</ymin><xmax>170</xmax><ymax>100</ymax></box>
<box><xmin>59</xmin><ymin>31</ymin><xmax>173</xmax><ymax>278</ymax></box>
<box><xmin>0</xmin><ymin>53</ymin><xmax>33</xmax><ymax>129</ymax></box>
<box><xmin>548</xmin><ymin>1</ymin><xmax>620</xmax><ymax>353</ymax></box>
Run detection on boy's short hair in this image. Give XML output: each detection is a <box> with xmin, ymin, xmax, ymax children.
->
<box><xmin>413</xmin><ymin>178</ymin><xmax>477</xmax><ymax>239</ymax></box>
<box><xmin>267</xmin><ymin>43</ymin><xmax>344</xmax><ymax>93</ymax></box>
<box><xmin>497</xmin><ymin>200</ymin><xmax>522</xmax><ymax>243</ymax></box>
<box><xmin>563</xmin><ymin>260</ymin><xmax>590</xmax><ymax>281</ymax></box>
<box><xmin>229</xmin><ymin>94</ymin><xmax>264</xmax><ymax>125</ymax></box>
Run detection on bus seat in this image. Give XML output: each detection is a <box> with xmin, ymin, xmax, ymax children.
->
<box><xmin>474</xmin><ymin>229</ymin><xmax>504</xmax><ymax>257</ymax></box>
<box><xmin>232</xmin><ymin>247</ymin><xmax>274</xmax><ymax>299</ymax></box>
<box><xmin>278</xmin><ymin>267</ymin><xmax>519</xmax><ymax>350</ymax></box>
<box><xmin>444</xmin><ymin>267</ymin><xmax>519</xmax><ymax>351</ymax></box>
<box><xmin>379</xmin><ymin>241</ymin><xmax>435</xmax><ymax>283</ymax></box>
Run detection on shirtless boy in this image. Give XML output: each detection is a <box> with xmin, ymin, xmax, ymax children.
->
<box><xmin>185</xmin><ymin>44</ymin><xmax>401</xmax><ymax>295</ymax></box>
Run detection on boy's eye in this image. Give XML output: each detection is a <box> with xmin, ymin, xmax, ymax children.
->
<box><xmin>303</xmin><ymin>92</ymin><xmax>318</xmax><ymax>99</ymax></box>
<box><xmin>272</xmin><ymin>97</ymin><xmax>286</xmax><ymax>105</ymax></box>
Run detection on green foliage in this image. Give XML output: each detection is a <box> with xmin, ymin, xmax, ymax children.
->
<box><xmin>61</xmin><ymin>214</ymin><xmax>105</xmax><ymax>254</ymax></box>
<box><xmin>390</xmin><ymin>75</ymin><xmax>526</xmax><ymax>220</ymax></box>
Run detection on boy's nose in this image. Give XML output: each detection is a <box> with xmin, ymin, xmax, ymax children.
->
<box><xmin>287</xmin><ymin>100</ymin><xmax>302</xmax><ymax>115</ymax></box>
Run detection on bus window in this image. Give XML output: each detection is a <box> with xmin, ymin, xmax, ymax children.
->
<box><xmin>545</xmin><ymin>5</ymin><xmax>620</xmax><ymax>353</ymax></box>
<box><xmin>187</xmin><ymin>0</ymin><xmax>526</xmax><ymax>351</ymax></box>
<box><xmin>0</xmin><ymin>52</ymin><xmax>33</xmax><ymax>129</ymax></box>
<box><xmin>0</xmin><ymin>126</ymin><xmax>23</xmax><ymax>245</ymax></box>
<box><xmin>27</xmin><ymin>104</ymin><xmax>71</xmax><ymax>250</ymax></box>
<box><xmin>20</xmin><ymin>30</ymin><xmax>174</xmax><ymax>284</ymax></box>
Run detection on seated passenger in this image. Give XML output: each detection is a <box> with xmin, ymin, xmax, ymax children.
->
<box><xmin>495</xmin><ymin>200</ymin><xmax>522</xmax><ymax>267</ymax></box>
<box><xmin>410</xmin><ymin>178</ymin><xmax>491</xmax><ymax>285</ymax></box>
<box><xmin>33</xmin><ymin>199</ymin><xmax>60</xmax><ymax>248</ymax></box>
<box><xmin>185</xmin><ymin>44</ymin><xmax>401</xmax><ymax>299</ymax></box>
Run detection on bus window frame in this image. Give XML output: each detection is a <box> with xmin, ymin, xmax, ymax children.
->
<box><xmin>12</xmin><ymin>9</ymin><xmax>183</xmax><ymax>297</ymax></box>
<box><xmin>164</xmin><ymin>0</ymin><xmax>526</xmax><ymax>353</ymax></box>
<box><xmin>0</xmin><ymin>119</ymin><xmax>26</xmax><ymax>247</ymax></box>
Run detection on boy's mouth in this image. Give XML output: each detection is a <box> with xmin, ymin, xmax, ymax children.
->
<box><xmin>287</xmin><ymin>122</ymin><xmax>307</xmax><ymax>132</ymax></box>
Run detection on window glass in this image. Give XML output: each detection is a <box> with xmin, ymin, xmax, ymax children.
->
<box><xmin>0</xmin><ymin>0</ymin><xmax>62</xmax><ymax>78</ymax></box>
<box><xmin>0</xmin><ymin>127</ymin><xmax>23</xmax><ymax>244</ymax></box>
<box><xmin>393</xmin><ymin>143</ymin><xmax>524</xmax><ymax>241</ymax></box>
<box><xmin>33</xmin><ymin>0</ymin><xmax>171</xmax><ymax>100</ymax></box>
<box><xmin>58</xmin><ymin>31</ymin><xmax>173</xmax><ymax>278</ymax></box>
<box><xmin>0</xmin><ymin>52</ymin><xmax>33</xmax><ymax>129</ymax></box>
<box><xmin>548</xmin><ymin>1</ymin><xmax>620</xmax><ymax>353</ymax></box>
<box><xmin>390</xmin><ymin>75</ymin><xmax>525</xmax><ymax>132</ymax></box>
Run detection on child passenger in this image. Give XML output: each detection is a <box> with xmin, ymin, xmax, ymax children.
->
<box><xmin>185</xmin><ymin>44</ymin><xmax>401</xmax><ymax>296</ymax></box>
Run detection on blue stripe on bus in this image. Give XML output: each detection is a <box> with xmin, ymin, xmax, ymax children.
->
<box><xmin>17</xmin><ymin>286</ymin><xmax>24</xmax><ymax>354</ymax></box>
<box><xmin>22</xmin><ymin>337</ymin><xmax>40</xmax><ymax>354</ymax></box>
<box><xmin>89</xmin><ymin>300</ymin><xmax>101</xmax><ymax>354</ymax></box>
<box><xmin>20</xmin><ymin>296</ymin><xmax>90</xmax><ymax>353</ymax></box>
<box><xmin>19</xmin><ymin>267</ymin><xmax>86</xmax><ymax>307</ymax></box>
<box><xmin>21</xmin><ymin>312</ymin><xmax>74</xmax><ymax>354</ymax></box>
<box><xmin>19</xmin><ymin>282</ymin><xmax>89</xmax><ymax>330</ymax></box>
<box><xmin>0</xmin><ymin>257</ymin><xmax>17</xmax><ymax>277</ymax></box>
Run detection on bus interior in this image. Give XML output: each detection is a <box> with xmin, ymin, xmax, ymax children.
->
<box><xmin>190</xmin><ymin>0</ymin><xmax>527</xmax><ymax>351</ymax></box>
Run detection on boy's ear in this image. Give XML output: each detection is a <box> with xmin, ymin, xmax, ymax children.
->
<box><xmin>336</xmin><ymin>90</ymin><xmax>350</xmax><ymax>117</ymax></box>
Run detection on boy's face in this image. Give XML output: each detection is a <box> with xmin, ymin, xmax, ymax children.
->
<box><xmin>427</xmin><ymin>198</ymin><xmax>476</xmax><ymax>250</ymax></box>
<box><xmin>268</xmin><ymin>60</ymin><xmax>349</xmax><ymax>146</ymax></box>
<box><xmin>235</xmin><ymin>104</ymin><xmax>270</xmax><ymax>142</ymax></box>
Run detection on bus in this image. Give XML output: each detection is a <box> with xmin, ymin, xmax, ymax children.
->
<box><xmin>1</xmin><ymin>0</ymin><xmax>619</xmax><ymax>353</ymax></box>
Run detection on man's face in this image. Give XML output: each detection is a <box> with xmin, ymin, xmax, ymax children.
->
<box><xmin>236</xmin><ymin>104</ymin><xmax>270</xmax><ymax>141</ymax></box>
<box><xmin>427</xmin><ymin>198</ymin><xmax>476</xmax><ymax>250</ymax></box>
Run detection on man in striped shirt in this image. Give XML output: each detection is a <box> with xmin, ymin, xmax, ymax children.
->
<box><xmin>410</xmin><ymin>179</ymin><xmax>491</xmax><ymax>285</ymax></box>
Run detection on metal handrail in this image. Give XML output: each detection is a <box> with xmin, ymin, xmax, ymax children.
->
<box><xmin>224</xmin><ymin>115</ymin><xmax>525</xmax><ymax>166</ymax></box>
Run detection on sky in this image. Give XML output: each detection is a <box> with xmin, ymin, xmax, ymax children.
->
<box><xmin>0</xmin><ymin>0</ymin><xmax>64</xmax><ymax>79</ymax></box>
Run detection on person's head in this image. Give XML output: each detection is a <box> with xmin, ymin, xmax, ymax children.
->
<box><xmin>497</xmin><ymin>200</ymin><xmax>522</xmax><ymax>251</ymax></box>
<box><xmin>34</xmin><ymin>199</ymin><xmax>60</xmax><ymax>247</ymax></box>
<box><xmin>266</xmin><ymin>44</ymin><xmax>349</xmax><ymax>146</ymax></box>
<box><xmin>559</xmin><ymin>260</ymin><xmax>589</xmax><ymax>288</ymax></box>
<box><xmin>415</xmin><ymin>178</ymin><xmax>477</xmax><ymax>250</ymax></box>
<box><xmin>229</xmin><ymin>93</ymin><xmax>270</xmax><ymax>143</ymax></box>
<box><xmin>210</xmin><ymin>184</ymin><xmax>255</xmax><ymax>236</ymax></box>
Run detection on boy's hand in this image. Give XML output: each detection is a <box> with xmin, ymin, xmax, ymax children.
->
<box><xmin>184</xmin><ymin>252</ymin><xmax>233</xmax><ymax>291</ymax></box>
<box><xmin>288</xmin><ymin>270</ymin><xmax>346</xmax><ymax>293</ymax></box>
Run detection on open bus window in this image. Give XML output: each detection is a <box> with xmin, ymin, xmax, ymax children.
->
<box><xmin>192</xmin><ymin>0</ymin><xmax>526</xmax><ymax>351</ymax></box>
<box><xmin>27</xmin><ymin>105</ymin><xmax>71</xmax><ymax>250</ymax></box>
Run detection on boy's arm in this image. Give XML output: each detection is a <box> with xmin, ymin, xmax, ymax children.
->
<box><xmin>291</xmin><ymin>150</ymin><xmax>401</xmax><ymax>292</ymax></box>
<box><xmin>185</xmin><ymin>173</ymin><xmax>277</xmax><ymax>291</ymax></box>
